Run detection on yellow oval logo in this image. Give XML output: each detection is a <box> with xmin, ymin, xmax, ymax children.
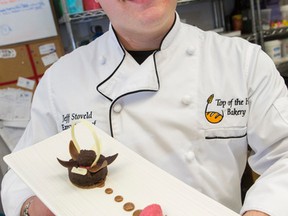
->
<box><xmin>205</xmin><ymin>94</ymin><xmax>224</xmax><ymax>124</ymax></box>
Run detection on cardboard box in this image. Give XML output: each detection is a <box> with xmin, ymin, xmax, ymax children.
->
<box><xmin>0</xmin><ymin>36</ymin><xmax>64</xmax><ymax>91</ymax></box>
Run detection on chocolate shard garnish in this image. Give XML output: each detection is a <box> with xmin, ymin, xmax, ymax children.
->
<box><xmin>106</xmin><ymin>153</ymin><xmax>118</xmax><ymax>165</ymax></box>
<box><xmin>89</xmin><ymin>160</ymin><xmax>108</xmax><ymax>173</ymax></box>
<box><xmin>57</xmin><ymin>158</ymin><xmax>78</xmax><ymax>168</ymax></box>
<box><xmin>69</xmin><ymin>140</ymin><xmax>79</xmax><ymax>160</ymax></box>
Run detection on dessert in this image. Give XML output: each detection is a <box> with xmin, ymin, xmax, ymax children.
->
<box><xmin>56</xmin><ymin>121</ymin><xmax>164</xmax><ymax>215</ymax></box>
<box><xmin>57</xmin><ymin>121</ymin><xmax>118</xmax><ymax>188</ymax></box>
<box><xmin>140</xmin><ymin>204</ymin><xmax>163</xmax><ymax>216</ymax></box>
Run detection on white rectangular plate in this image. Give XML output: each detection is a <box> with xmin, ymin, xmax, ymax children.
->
<box><xmin>4</xmin><ymin>124</ymin><xmax>240</xmax><ymax>216</ymax></box>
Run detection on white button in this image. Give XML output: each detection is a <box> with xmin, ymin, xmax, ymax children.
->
<box><xmin>186</xmin><ymin>46</ymin><xmax>195</xmax><ymax>55</ymax></box>
<box><xmin>113</xmin><ymin>104</ymin><xmax>122</xmax><ymax>113</ymax></box>
<box><xmin>182</xmin><ymin>95</ymin><xmax>192</xmax><ymax>105</ymax></box>
<box><xmin>99</xmin><ymin>56</ymin><xmax>106</xmax><ymax>65</ymax></box>
<box><xmin>185</xmin><ymin>151</ymin><xmax>195</xmax><ymax>162</ymax></box>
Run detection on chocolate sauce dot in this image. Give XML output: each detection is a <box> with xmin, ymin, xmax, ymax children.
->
<box><xmin>105</xmin><ymin>188</ymin><xmax>113</xmax><ymax>194</ymax></box>
<box><xmin>133</xmin><ymin>209</ymin><xmax>142</xmax><ymax>216</ymax></box>
<box><xmin>114</xmin><ymin>195</ymin><xmax>123</xmax><ymax>202</ymax></box>
<box><xmin>123</xmin><ymin>202</ymin><xmax>135</xmax><ymax>211</ymax></box>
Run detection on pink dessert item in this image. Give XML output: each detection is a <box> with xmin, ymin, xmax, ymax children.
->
<box><xmin>140</xmin><ymin>204</ymin><xmax>163</xmax><ymax>216</ymax></box>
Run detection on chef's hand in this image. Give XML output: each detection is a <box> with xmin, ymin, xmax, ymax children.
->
<box><xmin>243</xmin><ymin>210</ymin><xmax>269</xmax><ymax>216</ymax></box>
<box><xmin>21</xmin><ymin>196</ymin><xmax>55</xmax><ymax>216</ymax></box>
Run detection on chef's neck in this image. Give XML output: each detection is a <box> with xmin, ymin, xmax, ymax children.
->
<box><xmin>114</xmin><ymin>14</ymin><xmax>175</xmax><ymax>51</ymax></box>
<box><xmin>116</xmin><ymin>31</ymin><xmax>163</xmax><ymax>51</ymax></box>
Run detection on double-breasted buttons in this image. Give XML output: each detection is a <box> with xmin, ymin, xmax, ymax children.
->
<box><xmin>185</xmin><ymin>151</ymin><xmax>195</xmax><ymax>162</ymax></box>
<box><xmin>99</xmin><ymin>56</ymin><xmax>106</xmax><ymax>65</ymax></box>
<box><xmin>186</xmin><ymin>46</ymin><xmax>196</xmax><ymax>56</ymax></box>
<box><xmin>182</xmin><ymin>95</ymin><xmax>192</xmax><ymax>105</ymax></box>
<box><xmin>113</xmin><ymin>104</ymin><xmax>122</xmax><ymax>113</ymax></box>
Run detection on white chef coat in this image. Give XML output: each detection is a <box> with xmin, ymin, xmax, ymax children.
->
<box><xmin>2</xmin><ymin>14</ymin><xmax>288</xmax><ymax>216</ymax></box>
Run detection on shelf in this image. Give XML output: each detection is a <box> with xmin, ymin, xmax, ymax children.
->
<box><xmin>262</xmin><ymin>27</ymin><xmax>288</xmax><ymax>41</ymax></box>
<box><xmin>59</xmin><ymin>9</ymin><xmax>106</xmax><ymax>24</ymax></box>
<box><xmin>217</xmin><ymin>30</ymin><xmax>257</xmax><ymax>43</ymax></box>
<box><xmin>241</xmin><ymin>33</ymin><xmax>257</xmax><ymax>42</ymax></box>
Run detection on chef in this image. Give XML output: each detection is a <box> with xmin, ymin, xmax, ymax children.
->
<box><xmin>2</xmin><ymin>0</ymin><xmax>288</xmax><ymax>215</ymax></box>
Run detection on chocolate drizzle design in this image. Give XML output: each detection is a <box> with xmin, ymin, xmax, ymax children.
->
<box><xmin>104</xmin><ymin>187</ymin><xmax>166</xmax><ymax>216</ymax></box>
<box><xmin>104</xmin><ymin>187</ymin><xmax>142</xmax><ymax>216</ymax></box>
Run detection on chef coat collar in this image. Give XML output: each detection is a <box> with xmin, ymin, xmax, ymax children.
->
<box><xmin>159</xmin><ymin>12</ymin><xmax>179</xmax><ymax>51</ymax></box>
<box><xmin>96</xmin><ymin>12</ymin><xmax>181</xmax><ymax>101</ymax></box>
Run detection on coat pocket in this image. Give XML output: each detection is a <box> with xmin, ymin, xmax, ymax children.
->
<box><xmin>204</xmin><ymin>127</ymin><xmax>247</xmax><ymax>140</ymax></box>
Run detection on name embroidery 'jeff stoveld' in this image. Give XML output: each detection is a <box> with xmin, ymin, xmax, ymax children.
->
<box><xmin>205</xmin><ymin>94</ymin><xmax>248</xmax><ymax>124</ymax></box>
<box><xmin>61</xmin><ymin>111</ymin><xmax>96</xmax><ymax>130</ymax></box>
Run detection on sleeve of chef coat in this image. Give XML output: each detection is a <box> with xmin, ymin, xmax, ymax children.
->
<box><xmin>1</xmin><ymin>70</ymin><xmax>58</xmax><ymax>216</ymax></box>
<box><xmin>240</xmin><ymin>47</ymin><xmax>288</xmax><ymax>215</ymax></box>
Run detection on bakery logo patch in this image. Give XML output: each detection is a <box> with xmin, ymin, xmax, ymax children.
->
<box><xmin>205</xmin><ymin>94</ymin><xmax>248</xmax><ymax>124</ymax></box>
<box><xmin>61</xmin><ymin>111</ymin><xmax>96</xmax><ymax>130</ymax></box>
